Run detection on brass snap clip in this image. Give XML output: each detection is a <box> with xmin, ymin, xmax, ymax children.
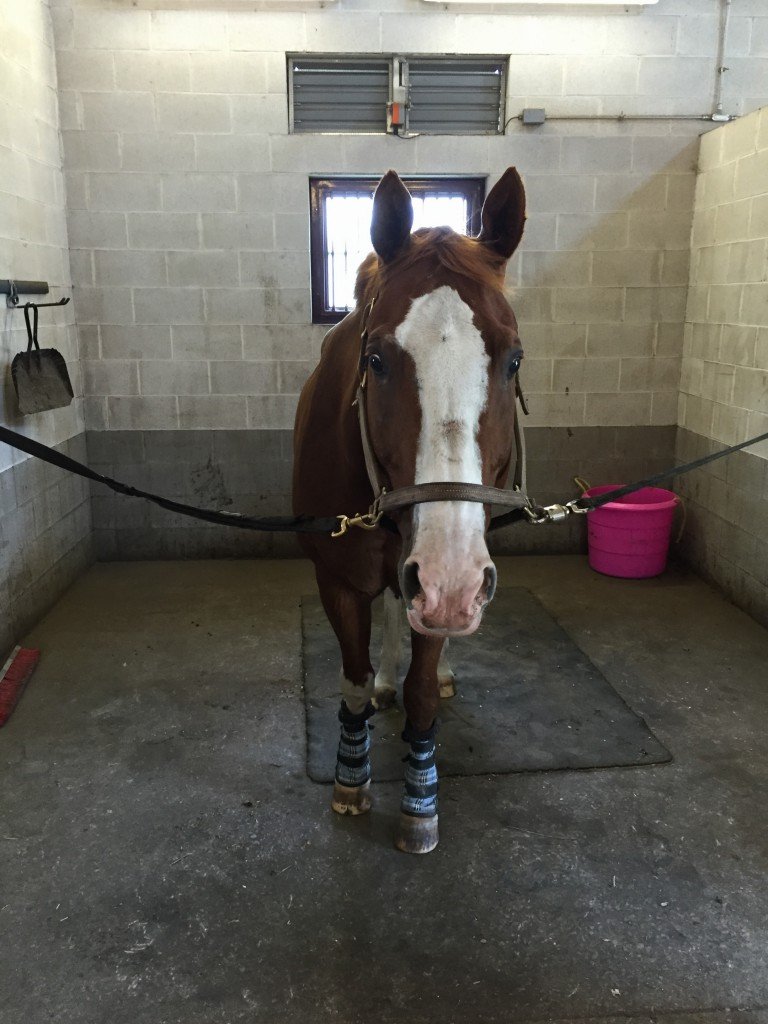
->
<box><xmin>524</xmin><ymin>502</ymin><xmax>571</xmax><ymax>525</ymax></box>
<box><xmin>565</xmin><ymin>498</ymin><xmax>590</xmax><ymax>515</ymax></box>
<box><xmin>332</xmin><ymin>509</ymin><xmax>383</xmax><ymax>538</ymax></box>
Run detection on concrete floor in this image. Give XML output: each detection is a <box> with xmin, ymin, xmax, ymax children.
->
<box><xmin>1</xmin><ymin>556</ymin><xmax>767</xmax><ymax>1024</ymax></box>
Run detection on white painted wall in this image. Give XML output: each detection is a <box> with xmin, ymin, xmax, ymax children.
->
<box><xmin>0</xmin><ymin>0</ymin><xmax>80</xmax><ymax>468</ymax></box>
<box><xmin>48</xmin><ymin>0</ymin><xmax>768</xmax><ymax>433</ymax></box>
<box><xmin>681</xmin><ymin>105</ymin><xmax>768</xmax><ymax>459</ymax></box>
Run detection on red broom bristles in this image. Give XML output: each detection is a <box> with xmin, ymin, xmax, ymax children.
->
<box><xmin>0</xmin><ymin>646</ymin><xmax>40</xmax><ymax>727</ymax></box>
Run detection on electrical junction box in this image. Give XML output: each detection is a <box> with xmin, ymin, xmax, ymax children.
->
<box><xmin>522</xmin><ymin>108</ymin><xmax>546</xmax><ymax>126</ymax></box>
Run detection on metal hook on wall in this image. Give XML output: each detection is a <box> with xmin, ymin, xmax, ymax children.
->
<box><xmin>21</xmin><ymin>297</ymin><xmax>71</xmax><ymax>310</ymax></box>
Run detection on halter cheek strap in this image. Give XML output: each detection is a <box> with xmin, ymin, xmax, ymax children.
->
<box><xmin>512</xmin><ymin>375</ymin><xmax>527</xmax><ymax>494</ymax></box>
<box><xmin>355</xmin><ymin>301</ymin><xmax>390</xmax><ymax>503</ymax></box>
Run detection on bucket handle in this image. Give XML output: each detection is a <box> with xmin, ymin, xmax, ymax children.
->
<box><xmin>575</xmin><ymin>474</ymin><xmax>686</xmax><ymax>541</ymax></box>
<box><xmin>674</xmin><ymin>494</ymin><xmax>686</xmax><ymax>543</ymax></box>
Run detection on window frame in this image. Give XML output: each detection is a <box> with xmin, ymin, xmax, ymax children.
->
<box><xmin>308</xmin><ymin>175</ymin><xmax>486</xmax><ymax>326</ymax></box>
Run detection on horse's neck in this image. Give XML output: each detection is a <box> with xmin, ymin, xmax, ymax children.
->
<box><xmin>298</xmin><ymin>314</ymin><xmax>373</xmax><ymax>507</ymax></box>
<box><xmin>324</xmin><ymin>314</ymin><xmax>363</xmax><ymax>431</ymax></box>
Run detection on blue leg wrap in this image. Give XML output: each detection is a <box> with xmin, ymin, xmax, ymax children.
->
<box><xmin>400</xmin><ymin>720</ymin><xmax>438</xmax><ymax>819</ymax></box>
<box><xmin>335</xmin><ymin>701</ymin><xmax>375</xmax><ymax>788</ymax></box>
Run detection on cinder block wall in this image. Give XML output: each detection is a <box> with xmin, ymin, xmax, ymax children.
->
<box><xmin>0</xmin><ymin>2</ymin><xmax>764</xmax><ymax>652</ymax></box>
<box><xmin>678</xmin><ymin>106</ymin><xmax>768</xmax><ymax>626</ymax></box>
<box><xmin>0</xmin><ymin>0</ymin><xmax>92</xmax><ymax>660</ymax></box>
<box><xmin>48</xmin><ymin>0</ymin><xmax>768</xmax><ymax>559</ymax></box>
<box><xmin>30</xmin><ymin>0</ymin><xmax>765</xmax><ymax>567</ymax></box>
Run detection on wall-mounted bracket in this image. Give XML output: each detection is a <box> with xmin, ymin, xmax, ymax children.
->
<box><xmin>1</xmin><ymin>280</ymin><xmax>50</xmax><ymax>309</ymax></box>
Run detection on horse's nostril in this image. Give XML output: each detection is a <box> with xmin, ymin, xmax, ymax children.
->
<box><xmin>401</xmin><ymin>560</ymin><xmax>422</xmax><ymax>607</ymax></box>
<box><xmin>483</xmin><ymin>565</ymin><xmax>497</xmax><ymax>603</ymax></box>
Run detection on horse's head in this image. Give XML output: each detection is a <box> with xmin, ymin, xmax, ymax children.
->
<box><xmin>356</xmin><ymin>168</ymin><xmax>526</xmax><ymax>638</ymax></box>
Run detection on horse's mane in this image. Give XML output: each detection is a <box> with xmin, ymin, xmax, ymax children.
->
<box><xmin>353</xmin><ymin>227</ymin><xmax>505</xmax><ymax>307</ymax></box>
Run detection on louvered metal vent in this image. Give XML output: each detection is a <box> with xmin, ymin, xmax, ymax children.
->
<box><xmin>408</xmin><ymin>58</ymin><xmax>506</xmax><ymax>135</ymax></box>
<box><xmin>290</xmin><ymin>58</ymin><xmax>390</xmax><ymax>133</ymax></box>
<box><xmin>289</xmin><ymin>55</ymin><xmax>507</xmax><ymax>136</ymax></box>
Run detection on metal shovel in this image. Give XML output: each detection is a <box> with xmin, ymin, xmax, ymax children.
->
<box><xmin>11</xmin><ymin>302</ymin><xmax>74</xmax><ymax>415</ymax></box>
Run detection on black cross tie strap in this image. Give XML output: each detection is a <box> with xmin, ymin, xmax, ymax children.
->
<box><xmin>0</xmin><ymin>424</ymin><xmax>340</xmax><ymax>534</ymax></box>
<box><xmin>511</xmin><ymin>426</ymin><xmax>768</xmax><ymax>526</ymax></box>
<box><xmin>573</xmin><ymin>428</ymin><xmax>768</xmax><ymax>512</ymax></box>
<box><xmin>3</xmin><ymin>423</ymin><xmax>768</xmax><ymax>536</ymax></box>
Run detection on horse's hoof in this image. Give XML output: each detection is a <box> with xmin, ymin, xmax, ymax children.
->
<box><xmin>438</xmin><ymin>678</ymin><xmax>456</xmax><ymax>699</ymax></box>
<box><xmin>332</xmin><ymin>780</ymin><xmax>371</xmax><ymax>816</ymax></box>
<box><xmin>373</xmin><ymin>684</ymin><xmax>397</xmax><ymax>711</ymax></box>
<box><xmin>394</xmin><ymin>812</ymin><xmax>439</xmax><ymax>854</ymax></box>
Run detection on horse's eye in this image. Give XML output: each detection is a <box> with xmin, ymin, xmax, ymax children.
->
<box><xmin>506</xmin><ymin>353</ymin><xmax>522</xmax><ymax>379</ymax></box>
<box><xmin>368</xmin><ymin>353</ymin><xmax>385</xmax><ymax>376</ymax></box>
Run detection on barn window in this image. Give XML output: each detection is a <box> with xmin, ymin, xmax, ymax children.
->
<box><xmin>309</xmin><ymin>176</ymin><xmax>485</xmax><ymax>325</ymax></box>
<box><xmin>289</xmin><ymin>56</ymin><xmax>507</xmax><ymax>137</ymax></box>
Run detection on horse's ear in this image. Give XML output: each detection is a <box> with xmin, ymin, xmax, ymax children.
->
<box><xmin>371</xmin><ymin>170</ymin><xmax>413</xmax><ymax>263</ymax></box>
<box><xmin>477</xmin><ymin>167</ymin><xmax>526</xmax><ymax>261</ymax></box>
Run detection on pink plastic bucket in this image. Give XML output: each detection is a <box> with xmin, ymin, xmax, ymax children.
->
<box><xmin>582</xmin><ymin>485</ymin><xmax>678</xmax><ymax>579</ymax></box>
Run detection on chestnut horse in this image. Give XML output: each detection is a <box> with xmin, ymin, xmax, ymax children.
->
<box><xmin>293</xmin><ymin>167</ymin><xmax>526</xmax><ymax>853</ymax></box>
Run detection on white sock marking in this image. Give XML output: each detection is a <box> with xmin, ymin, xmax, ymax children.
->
<box><xmin>340</xmin><ymin>670</ymin><xmax>374</xmax><ymax>714</ymax></box>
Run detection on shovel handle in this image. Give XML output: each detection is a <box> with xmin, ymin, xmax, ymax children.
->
<box><xmin>23</xmin><ymin>303</ymin><xmax>40</xmax><ymax>353</ymax></box>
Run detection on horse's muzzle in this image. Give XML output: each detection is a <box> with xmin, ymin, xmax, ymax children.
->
<box><xmin>402</xmin><ymin>560</ymin><xmax>497</xmax><ymax>637</ymax></box>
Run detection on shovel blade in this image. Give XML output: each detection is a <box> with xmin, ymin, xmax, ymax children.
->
<box><xmin>11</xmin><ymin>349</ymin><xmax>74</xmax><ymax>414</ymax></box>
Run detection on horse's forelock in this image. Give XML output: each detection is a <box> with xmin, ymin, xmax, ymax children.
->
<box><xmin>353</xmin><ymin>228</ymin><xmax>505</xmax><ymax>309</ymax></box>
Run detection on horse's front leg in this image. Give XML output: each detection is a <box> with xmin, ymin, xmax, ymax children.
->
<box><xmin>396</xmin><ymin>631</ymin><xmax>443</xmax><ymax>855</ymax></box>
<box><xmin>316</xmin><ymin>569</ymin><xmax>375</xmax><ymax>817</ymax></box>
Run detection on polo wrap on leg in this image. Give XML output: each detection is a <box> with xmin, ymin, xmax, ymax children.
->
<box><xmin>335</xmin><ymin>700</ymin><xmax>375</xmax><ymax>788</ymax></box>
<box><xmin>400</xmin><ymin>720</ymin><xmax>438</xmax><ymax>818</ymax></box>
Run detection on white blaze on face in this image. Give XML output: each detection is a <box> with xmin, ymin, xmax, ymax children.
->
<box><xmin>395</xmin><ymin>286</ymin><xmax>491</xmax><ymax>623</ymax></box>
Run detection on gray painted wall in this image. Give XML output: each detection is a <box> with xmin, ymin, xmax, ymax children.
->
<box><xmin>86</xmin><ymin>424</ymin><xmax>677</xmax><ymax>561</ymax></box>
<box><xmin>677</xmin><ymin>428</ymin><xmax>768</xmax><ymax>628</ymax></box>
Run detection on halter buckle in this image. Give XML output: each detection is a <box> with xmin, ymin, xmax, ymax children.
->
<box><xmin>332</xmin><ymin>509</ymin><xmax>384</xmax><ymax>538</ymax></box>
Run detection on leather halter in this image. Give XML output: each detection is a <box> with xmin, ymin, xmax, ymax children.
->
<box><xmin>339</xmin><ymin>296</ymin><xmax>534</xmax><ymax>535</ymax></box>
